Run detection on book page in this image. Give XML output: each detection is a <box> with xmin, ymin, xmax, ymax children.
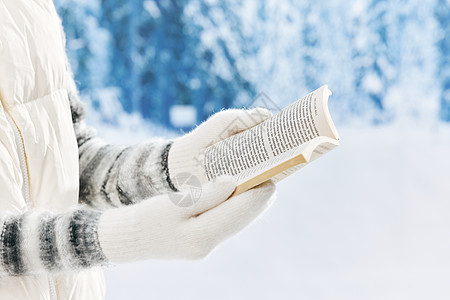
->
<box><xmin>201</xmin><ymin>85</ymin><xmax>339</xmax><ymax>194</ymax></box>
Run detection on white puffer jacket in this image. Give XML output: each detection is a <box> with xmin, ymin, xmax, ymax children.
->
<box><xmin>0</xmin><ymin>0</ymin><xmax>105</xmax><ymax>298</ymax></box>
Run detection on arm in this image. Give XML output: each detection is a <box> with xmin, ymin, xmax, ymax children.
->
<box><xmin>0</xmin><ymin>177</ymin><xmax>275</xmax><ymax>277</ymax></box>
<box><xmin>66</xmin><ymin>80</ymin><xmax>175</xmax><ymax>209</ymax></box>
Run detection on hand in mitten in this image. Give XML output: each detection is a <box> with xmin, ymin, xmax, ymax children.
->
<box><xmin>168</xmin><ymin>108</ymin><xmax>272</xmax><ymax>189</ymax></box>
<box><xmin>98</xmin><ymin>176</ymin><xmax>275</xmax><ymax>261</ymax></box>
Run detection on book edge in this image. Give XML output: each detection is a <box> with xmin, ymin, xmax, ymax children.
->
<box><xmin>229</xmin><ymin>153</ymin><xmax>307</xmax><ymax>197</ymax></box>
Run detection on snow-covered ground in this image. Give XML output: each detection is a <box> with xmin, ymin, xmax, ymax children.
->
<box><xmin>98</xmin><ymin>122</ymin><xmax>450</xmax><ymax>300</ymax></box>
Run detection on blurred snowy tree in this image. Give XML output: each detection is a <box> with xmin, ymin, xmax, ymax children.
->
<box><xmin>436</xmin><ymin>0</ymin><xmax>450</xmax><ymax>121</ymax></box>
<box><xmin>56</xmin><ymin>0</ymin><xmax>111</xmax><ymax>91</ymax></box>
<box><xmin>348</xmin><ymin>0</ymin><xmax>399</xmax><ymax>122</ymax></box>
<box><xmin>300</xmin><ymin>3</ymin><xmax>323</xmax><ymax>91</ymax></box>
<box><xmin>383</xmin><ymin>0</ymin><xmax>439</xmax><ymax>122</ymax></box>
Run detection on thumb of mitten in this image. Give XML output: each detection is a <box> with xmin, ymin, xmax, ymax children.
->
<box><xmin>190</xmin><ymin>180</ymin><xmax>276</xmax><ymax>247</ymax></box>
<box><xmin>186</xmin><ymin>175</ymin><xmax>236</xmax><ymax>217</ymax></box>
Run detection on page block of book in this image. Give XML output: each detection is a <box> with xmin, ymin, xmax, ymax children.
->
<box><xmin>201</xmin><ymin>85</ymin><xmax>340</xmax><ymax>196</ymax></box>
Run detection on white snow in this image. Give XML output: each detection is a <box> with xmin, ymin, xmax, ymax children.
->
<box><xmin>170</xmin><ymin>105</ymin><xmax>197</xmax><ymax>128</ymax></box>
<box><xmin>99</xmin><ymin>121</ymin><xmax>450</xmax><ymax>300</ymax></box>
<box><xmin>362</xmin><ymin>72</ymin><xmax>384</xmax><ymax>95</ymax></box>
<box><xmin>143</xmin><ymin>0</ymin><xmax>161</xmax><ymax>19</ymax></box>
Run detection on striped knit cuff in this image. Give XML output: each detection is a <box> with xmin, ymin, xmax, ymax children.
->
<box><xmin>113</xmin><ymin>139</ymin><xmax>177</xmax><ymax>204</ymax></box>
<box><xmin>78</xmin><ymin>139</ymin><xmax>177</xmax><ymax>209</ymax></box>
<box><xmin>0</xmin><ymin>215</ymin><xmax>24</xmax><ymax>276</ymax></box>
<box><xmin>144</xmin><ymin>139</ymin><xmax>177</xmax><ymax>193</ymax></box>
<box><xmin>161</xmin><ymin>142</ymin><xmax>178</xmax><ymax>192</ymax></box>
<box><xmin>0</xmin><ymin>209</ymin><xmax>107</xmax><ymax>276</ymax></box>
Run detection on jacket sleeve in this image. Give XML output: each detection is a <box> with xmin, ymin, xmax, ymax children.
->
<box><xmin>65</xmin><ymin>74</ymin><xmax>177</xmax><ymax>209</ymax></box>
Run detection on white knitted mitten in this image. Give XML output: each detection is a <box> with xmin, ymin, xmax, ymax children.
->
<box><xmin>98</xmin><ymin>176</ymin><xmax>275</xmax><ymax>262</ymax></box>
<box><xmin>168</xmin><ymin>108</ymin><xmax>272</xmax><ymax>188</ymax></box>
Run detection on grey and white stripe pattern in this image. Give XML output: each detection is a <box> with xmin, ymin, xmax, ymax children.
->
<box><xmin>0</xmin><ymin>216</ymin><xmax>24</xmax><ymax>276</ymax></box>
<box><xmin>0</xmin><ymin>209</ymin><xmax>106</xmax><ymax>276</ymax></box>
<box><xmin>66</xmin><ymin>81</ymin><xmax>176</xmax><ymax>210</ymax></box>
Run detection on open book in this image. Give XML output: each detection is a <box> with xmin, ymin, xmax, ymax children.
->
<box><xmin>201</xmin><ymin>85</ymin><xmax>340</xmax><ymax>196</ymax></box>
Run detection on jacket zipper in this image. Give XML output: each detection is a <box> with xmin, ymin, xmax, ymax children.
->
<box><xmin>5</xmin><ymin>113</ymin><xmax>33</xmax><ymax>207</ymax></box>
<box><xmin>48</xmin><ymin>276</ymin><xmax>58</xmax><ymax>300</ymax></box>
<box><xmin>5</xmin><ymin>112</ymin><xmax>59</xmax><ymax>300</ymax></box>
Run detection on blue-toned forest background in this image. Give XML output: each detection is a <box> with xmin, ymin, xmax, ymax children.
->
<box><xmin>54</xmin><ymin>0</ymin><xmax>450</xmax><ymax>130</ymax></box>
